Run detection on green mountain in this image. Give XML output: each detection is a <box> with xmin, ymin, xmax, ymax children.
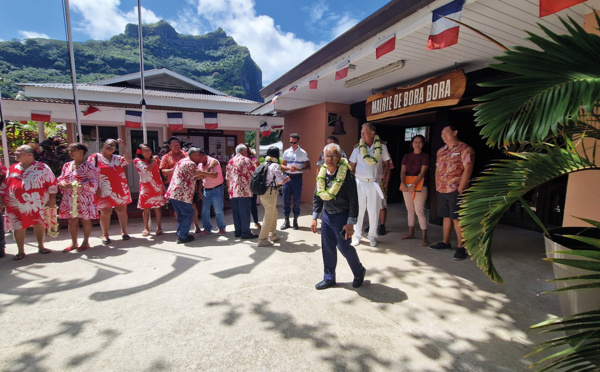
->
<box><xmin>0</xmin><ymin>21</ymin><xmax>262</xmax><ymax>101</ymax></box>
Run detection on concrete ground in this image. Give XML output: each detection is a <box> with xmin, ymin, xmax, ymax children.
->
<box><xmin>0</xmin><ymin>200</ymin><xmax>559</xmax><ymax>372</ymax></box>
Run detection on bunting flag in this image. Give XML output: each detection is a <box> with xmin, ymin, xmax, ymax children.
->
<box><xmin>271</xmin><ymin>124</ymin><xmax>284</xmax><ymax>130</ymax></box>
<box><xmin>309</xmin><ymin>77</ymin><xmax>318</xmax><ymax>90</ymax></box>
<box><xmin>375</xmin><ymin>35</ymin><xmax>396</xmax><ymax>59</ymax></box>
<box><xmin>167</xmin><ymin>112</ymin><xmax>184</xmax><ymax>131</ymax></box>
<box><xmin>125</xmin><ymin>110</ymin><xmax>142</xmax><ymax>128</ymax></box>
<box><xmin>426</xmin><ymin>0</ymin><xmax>464</xmax><ymax>50</ymax></box>
<box><xmin>260</xmin><ymin>122</ymin><xmax>271</xmax><ymax>138</ymax></box>
<box><xmin>204</xmin><ymin>112</ymin><xmax>218</xmax><ymax>129</ymax></box>
<box><xmin>31</xmin><ymin>110</ymin><xmax>51</xmax><ymax>122</ymax></box>
<box><xmin>335</xmin><ymin>60</ymin><xmax>351</xmax><ymax>81</ymax></box>
<box><xmin>269</xmin><ymin>92</ymin><xmax>281</xmax><ymax>107</ymax></box>
<box><xmin>83</xmin><ymin>106</ymin><xmax>99</xmax><ymax>116</ymax></box>
<box><xmin>289</xmin><ymin>85</ymin><xmax>298</xmax><ymax>92</ymax></box>
<box><xmin>539</xmin><ymin>0</ymin><xmax>586</xmax><ymax>17</ymax></box>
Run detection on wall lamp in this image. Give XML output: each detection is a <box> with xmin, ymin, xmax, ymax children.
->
<box><xmin>344</xmin><ymin>60</ymin><xmax>405</xmax><ymax>88</ymax></box>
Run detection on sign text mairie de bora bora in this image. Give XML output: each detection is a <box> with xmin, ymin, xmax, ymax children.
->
<box><xmin>366</xmin><ymin>70</ymin><xmax>466</xmax><ymax>121</ymax></box>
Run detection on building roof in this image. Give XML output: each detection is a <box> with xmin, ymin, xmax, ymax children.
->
<box><xmin>256</xmin><ymin>0</ymin><xmax>600</xmax><ymax>115</ymax></box>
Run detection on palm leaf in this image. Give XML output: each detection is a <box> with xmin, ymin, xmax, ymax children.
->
<box><xmin>460</xmin><ymin>148</ymin><xmax>595</xmax><ymax>283</ymax></box>
<box><xmin>473</xmin><ymin>16</ymin><xmax>600</xmax><ymax>148</ymax></box>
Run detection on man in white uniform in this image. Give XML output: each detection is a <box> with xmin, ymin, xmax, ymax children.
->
<box><xmin>349</xmin><ymin>123</ymin><xmax>391</xmax><ymax>247</ymax></box>
<box><xmin>281</xmin><ymin>133</ymin><xmax>311</xmax><ymax>229</ymax></box>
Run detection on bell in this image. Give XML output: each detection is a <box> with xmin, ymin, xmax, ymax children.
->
<box><xmin>331</xmin><ymin>118</ymin><xmax>346</xmax><ymax>135</ymax></box>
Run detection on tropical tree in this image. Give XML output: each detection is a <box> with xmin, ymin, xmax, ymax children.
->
<box><xmin>460</xmin><ymin>16</ymin><xmax>600</xmax><ymax>370</ymax></box>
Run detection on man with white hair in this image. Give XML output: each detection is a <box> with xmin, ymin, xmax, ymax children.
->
<box><xmin>349</xmin><ymin>123</ymin><xmax>391</xmax><ymax>247</ymax></box>
<box><xmin>226</xmin><ymin>144</ymin><xmax>257</xmax><ymax>239</ymax></box>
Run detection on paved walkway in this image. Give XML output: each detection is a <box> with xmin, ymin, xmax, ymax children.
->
<box><xmin>0</xmin><ymin>202</ymin><xmax>559</xmax><ymax>371</ymax></box>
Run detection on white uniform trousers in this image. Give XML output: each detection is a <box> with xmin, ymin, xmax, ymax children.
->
<box><xmin>354</xmin><ymin>178</ymin><xmax>382</xmax><ymax>240</ymax></box>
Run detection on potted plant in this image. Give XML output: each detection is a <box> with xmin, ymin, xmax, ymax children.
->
<box><xmin>460</xmin><ymin>16</ymin><xmax>600</xmax><ymax>370</ymax></box>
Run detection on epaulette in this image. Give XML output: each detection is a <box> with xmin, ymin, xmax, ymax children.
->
<box><xmin>353</xmin><ymin>143</ymin><xmax>360</xmax><ymax>149</ymax></box>
<box><xmin>381</xmin><ymin>140</ymin><xmax>387</xmax><ymax>145</ymax></box>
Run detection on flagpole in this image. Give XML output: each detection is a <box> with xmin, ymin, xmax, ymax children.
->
<box><xmin>64</xmin><ymin>0</ymin><xmax>83</xmax><ymax>142</ymax></box>
<box><xmin>0</xmin><ymin>80</ymin><xmax>10</xmax><ymax>168</ymax></box>
<box><xmin>137</xmin><ymin>0</ymin><xmax>147</xmax><ymax>144</ymax></box>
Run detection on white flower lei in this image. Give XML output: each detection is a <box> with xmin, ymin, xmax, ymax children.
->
<box><xmin>45</xmin><ymin>206</ymin><xmax>59</xmax><ymax>238</ymax></box>
<box><xmin>264</xmin><ymin>156</ymin><xmax>279</xmax><ymax>164</ymax></box>
<box><xmin>358</xmin><ymin>134</ymin><xmax>383</xmax><ymax>165</ymax></box>
<box><xmin>71</xmin><ymin>181</ymin><xmax>80</xmax><ymax>218</ymax></box>
<box><xmin>316</xmin><ymin>158</ymin><xmax>349</xmax><ymax>201</ymax></box>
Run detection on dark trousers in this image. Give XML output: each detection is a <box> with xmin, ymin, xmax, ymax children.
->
<box><xmin>321</xmin><ymin>210</ymin><xmax>364</xmax><ymax>282</ymax></box>
<box><xmin>0</xmin><ymin>212</ymin><xmax>5</xmax><ymax>254</ymax></box>
<box><xmin>232</xmin><ymin>197</ymin><xmax>252</xmax><ymax>237</ymax></box>
<box><xmin>283</xmin><ymin>174</ymin><xmax>302</xmax><ymax>217</ymax></box>
<box><xmin>170</xmin><ymin>199</ymin><xmax>194</xmax><ymax>240</ymax></box>
<box><xmin>251</xmin><ymin>193</ymin><xmax>259</xmax><ymax>224</ymax></box>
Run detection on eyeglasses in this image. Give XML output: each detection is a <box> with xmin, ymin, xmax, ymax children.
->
<box><xmin>289</xmin><ymin>141</ymin><xmax>298</xmax><ymax>144</ymax></box>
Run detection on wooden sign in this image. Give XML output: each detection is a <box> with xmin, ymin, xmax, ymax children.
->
<box><xmin>366</xmin><ymin>70</ymin><xmax>466</xmax><ymax>121</ymax></box>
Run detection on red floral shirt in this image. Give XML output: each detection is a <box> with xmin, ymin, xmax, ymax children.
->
<box><xmin>135</xmin><ymin>158</ymin><xmax>166</xmax><ymax>209</ymax></box>
<box><xmin>226</xmin><ymin>154</ymin><xmax>255</xmax><ymax>198</ymax></box>
<box><xmin>0</xmin><ymin>161</ymin><xmax>58</xmax><ymax>230</ymax></box>
<box><xmin>435</xmin><ymin>141</ymin><xmax>474</xmax><ymax>193</ymax></box>
<box><xmin>88</xmin><ymin>153</ymin><xmax>132</xmax><ymax>208</ymax></box>
<box><xmin>159</xmin><ymin>151</ymin><xmax>188</xmax><ymax>185</ymax></box>
<box><xmin>165</xmin><ymin>158</ymin><xmax>198</xmax><ymax>204</ymax></box>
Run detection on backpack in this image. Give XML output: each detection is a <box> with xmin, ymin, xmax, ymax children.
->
<box><xmin>251</xmin><ymin>162</ymin><xmax>275</xmax><ymax>195</ymax></box>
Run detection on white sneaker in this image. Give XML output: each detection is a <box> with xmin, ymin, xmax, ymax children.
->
<box><xmin>369</xmin><ymin>237</ymin><xmax>377</xmax><ymax>247</ymax></box>
<box><xmin>351</xmin><ymin>237</ymin><xmax>360</xmax><ymax>246</ymax></box>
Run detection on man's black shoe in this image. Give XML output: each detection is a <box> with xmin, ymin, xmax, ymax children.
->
<box><xmin>281</xmin><ymin>219</ymin><xmax>291</xmax><ymax>230</ymax></box>
<box><xmin>176</xmin><ymin>235</ymin><xmax>195</xmax><ymax>244</ymax></box>
<box><xmin>377</xmin><ymin>224</ymin><xmax>387</xmax><ymax>236</ymax></box>
<box><xmin>364</xmin><ymin>226</ymin><xmax>369</xmax><ymax>233</ymax></box>
<box><xmin>293</xmin><ymin>217</ymin><xmax>299</xmax><ymax>230</ymax></box>
<box><xmin>241</xmin><ymin>234</ymin><xmax>259</xmax><ymax>239</ymax></box>
<box><xmin>0</xmin><ymin>247</ymin><xmax>5</xmax><ymax>258</ymax></box>
<box><xmin>429</xmin><ymin>242</ymin><xmax>452</xmax><ymax>250</ymax></box>
<box><xmin>315</xmin><ymin>280</ymin><xmax>336</xmax><ymax>290</ymax></box>
<box><xmin>352</xmin><ymin>267</ymin><xmax>366</xmax><ymax>288</ymax></box>
<box><xmin>453</xmin><ymin>248</ymin><xmax>468</xmax><ymax>261</ymax></box>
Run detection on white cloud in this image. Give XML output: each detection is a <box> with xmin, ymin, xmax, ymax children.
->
<box><xmin>19</xmin><ymin>31</ymin><xmax>50</xmax><ymax>39</ymax></box>
<box><xmin>70</xmin><ymin>0</ymin><xmax>160</xmax><ymax>40</ymax></box>
<box><xmin>304</xmin><ymin>0</ymin><xmax>360</xmax><ymax>40</ymax></box>
<box><xmin>172</xmin><ymin>0</ymin><xmax>322</xmax><ymax>85</ymax></box>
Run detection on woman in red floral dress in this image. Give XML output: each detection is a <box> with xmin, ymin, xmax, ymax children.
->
<box><xmin>88</xmin><ymin>138</ymin><xmax>132</xmax><ymax>244</ymax></box>
<box><xmin>0</xmin><ymin>144</ymin><xmax>57</xmax><ymax>260</ymax></box>
<box><xmin>58</xmin><ymin>143</ymin><xmax>98</xmax><ymax>252</ymax></box>
<box><xmin>134</xmin><ymin>144</ymin><xmax>166</xmax><ymax>237</ymax></box>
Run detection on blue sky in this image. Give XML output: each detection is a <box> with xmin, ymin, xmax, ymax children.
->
<box><xmin>0</xmin><ymin>0</ymin><xmax>389</xmax><ymax>84</ymax></box>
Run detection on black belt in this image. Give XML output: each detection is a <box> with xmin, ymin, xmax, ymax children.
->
<box><xmin>204</xmin><ymin>183</ymin><xmax>223</xmax><ymax>191</ymax></box>
<box><xmin>286</xmin><ymin>173</ymin><xmax>303</xmax><ymax>178</ymax></box>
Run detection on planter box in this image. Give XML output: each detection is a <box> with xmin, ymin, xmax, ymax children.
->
<box><xmin>544</xmin><ymin>227</ymin><xmax>600</xmax><ymax>317</ymax></box>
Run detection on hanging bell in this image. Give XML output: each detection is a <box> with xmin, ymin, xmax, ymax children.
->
<box><xmin>331</xmin><ymin>118</ymin><xmax>346</xmax><ymax>135</ymax></box>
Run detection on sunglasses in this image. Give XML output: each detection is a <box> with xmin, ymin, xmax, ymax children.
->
<box><xmin>289</xmin><ymin>141</ymin><xmax>298</xmax><ymax>144</ymax></box>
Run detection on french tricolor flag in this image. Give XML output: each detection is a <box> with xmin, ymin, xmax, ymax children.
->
<box><xmin>335</xmin><ymin>60</ymin><xmax>351</xmax><ymax>81</ymax></box>
<box><xmin>426</xmin><ymin>0</ymin><xmax>464</xmax><ymax>50</ymax></box>
<box><xmin>375</xmin><ymin>35</ymin><xmax>396</xmax><ymax>59</ymax></box>
<box><xmin>260</xmin><ymin>122</ymin><xmax>271</xmax><ymax>138</ymax></box>
<box><xmin>125</xmin><ymin>110</ymin><xmax>142</xmax><ymax>128</ymax></box>
<box><xmin>269</xmin><ymin>92</ymin><xmax>281</xmax><ymax>107</ymax></box>
<box><xmin>539</xmin><ymin>0</ymin><xmax>586</xmax><ymax>17</ymax></box>
<box><xmin>204</xmin><ymin>112</ymin><xmax>218</xmax><ymax>129</ymax></box>
<box><xmin>31</xmin><ymin>110</ymin><xmax>51</xmax><ymax>122</ymax></box>
<box><xmin>167</xmin><ymin>112</ymin><xmax>184</xmax><ymax>131</ymax></box>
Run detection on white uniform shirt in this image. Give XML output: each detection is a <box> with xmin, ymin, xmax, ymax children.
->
<box><xmin>349</xmin><ymin>142</ymin><xmax>390</xmax><ymax>181</ymax></box>
<box><xmin>282</xmin><ymin>146</ymin><xmax>309</xmax><ymax>175</ymax></box>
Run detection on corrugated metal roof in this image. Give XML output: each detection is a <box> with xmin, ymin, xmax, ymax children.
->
<box><xmin>18</xmin><ymin>83</ymin><xmax>259</xmax><ymax>104</ymax></box>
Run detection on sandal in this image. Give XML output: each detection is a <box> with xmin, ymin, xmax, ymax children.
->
<box><xmin>102</xmin><ymin>238</ymin><xmax>111</xmax><ymax>245</ymax></box>
<box><xmin>38</xmin><ymin>248</ymin><xmax>52</xmax><ymax>254</ymax></box>
<box><xmin>77</xmin><ymin>245</ymin><xmax>90</xmax><ymax>252</ymax></box>
<box><xmin>13</xmin><ymin>253</ymin><xmax>25</xmax><ymax>261</ymax></box>
<box><xmin>155</xmin><ymin>229</ymin><xmax>163</xmax><ymax>236</ymax></box>
<box><xmin>142</xmin><ymin>230</ymin><xmax>150</xmax><ymax>237</ymax></box>
<box><xmin>122</xmin><ymin>234</ymin><xmax>131</xmax><ymax>241</ymax></box>
<box><xmin>63</xmin><ymin>246</ymin><xmax>77</xmax><ymax>253</ymax></box>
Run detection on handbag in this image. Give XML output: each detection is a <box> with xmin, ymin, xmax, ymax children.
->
<box><xmin>404</xmin><ymin>176</ymin><xmax>424</xmax><ymax>191</ymax></box>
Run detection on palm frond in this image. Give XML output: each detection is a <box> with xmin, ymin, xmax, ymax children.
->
<box><xmin>473</xmin><ymin>16</ymin><xmax>600</xmax><ymax>147</ymax></box>
<box><xmin>460</xmin><ymin>148</ymin><xmax>595</xmax><ymax>283</ymax></box>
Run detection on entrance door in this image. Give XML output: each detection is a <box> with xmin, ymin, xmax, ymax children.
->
<box><xmin>127</xmin><ymin>129</ymin><xmax>161</xmax><ymax>193</ymax></box>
